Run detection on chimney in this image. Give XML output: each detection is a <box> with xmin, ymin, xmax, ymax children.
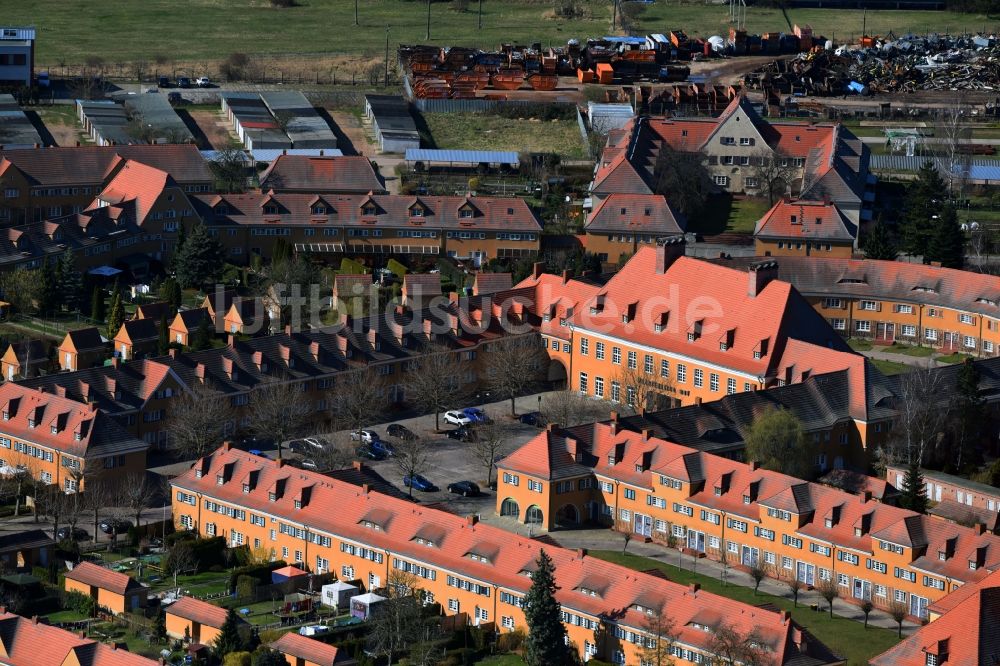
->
<box><xmin>546</xmin><ymin>422</ymin><xmax>561</xmax><ymax>432</ymax></box>
<box><xmin>655</xmin><ymin>235</ymin><xmax>686</xmax><ymax>274</ymax></box>
<box><xmin>567</xmin><ymin>437</ymin><xmax>580</xmax><ymax>462</ymax></box>
<box><xmin>749</xmin><ymin>460</ymin><xmax>761</xmax><ymax>471</ymax></box>
<box><xmin>31</xmin><ymin>616</ymin><xmax>38</xmax><ymax>624</ymax></box>
<box><xmin>362</xmin><ymin>483</ymin><xmax>370</xmax><ymax>495</ymax></box>
<box><xmin>577</xmin><ymin>548</ymin><xmax>587</xmax><ymax>558</ymax></box>
<box><xmin>279</xmin><ymin>344</ymin><xmax>291</xmax><ymax>363</ymax></box>
<box><xmin>688</xmin><ymin>583</ymin><xmax>700</xmax><ymax>594</ymax></box>
<box><xmin>309</xmin><ymin>341</ymin><xmax>320</xmax><ymax>361</ymax></box>
<box><xmin>532</xmin><ymin>261</ymin><xmax>545</xmax><ymax>279</ymax></box>
<box><xmin>395</xmin><ymin>304</ymin><xmax>406</xmax><ymax>316</ymax></box>
<box><xmin>352</xmin><ymin>460</ymin><xmax>364</xmax><ymax>471</ymax></box>
<box><xmin>861</xmin><ymin>490</ymin><xmax>872</xmax><ymax>504</ymax></box>
<box><xmin>561</xmin><ymin>269</ymin><xmax>572</xmax><ymax>285</ymax></box>
<box><xmin>227</xmin><ymin>334</ymin><xmax>236</xmax><ymax>348</ymax></box>
<box><xmin>423</xmin><ymin>318</ymin><xmax>434</xmax><ymax>340</ymax></box>
<box><xmin>467</xmin><ymin>514</ymin><xmax>479</xmax><ymax>526</ymax></box>
<box><xmin>336</xmin><ymin>335</ymin><xmax>349</xmax><ymax>355</ymax></box>
<box><xmin>221</xmin><ymin>441</ymin><xmax>232</xmax><ymax>451</ymax></box>
<box><xmin>389</xmin><ymin>320</ymin><xmax>404</xmax><ymax>344</ymax></box>
<box><xmin>448</xmin><ymin>313</ymin><xmax>460</xmax><ymax>336</ymax></box>
<box><xmin>748</xmin><ymin>260</ymin><xmax>779</xmax><ymax>297</ymax></box>
<box><xmin>781</xmin><ymin>610</ymin><xmax>791</xmax><ymax>624</ymax></box>
<box><xmin>111</xmin><ymin>357</ymin><xmax>120</xmax><ymax>369</ymax></box>
<box><xmin>276</xmin><ymin>458</ymin><xmax>286</xmax><ymax>467</ymax></box>
<box><xmin>168</xmin><ymin>348</ymin><xmax>178</xmax><ymax>358</ymax></box>
<box><xmin>367</xmin><ymin>328</ymin><xmax>377</xmax><ymax>348</ymax></box>
<box><xmin>222</xmin><ymin>357</ymin><xmax>235</xmax><ymax>378</ymax></box>
<box><xmin>252</xmin><ymin>351</ymin><xmax>264</xmax><ymax>370</ymax></box>
<box><xmin>641</xmin><ymin>428</ymin><xmax>652</xmax><ymax>442</ymax></box>
<box><xmin>976</xmin><ymin>522</ymin><xmax>987</xmax><ymax>535</ymax></box>
<box><xmin>284</xmin><ymin>324</ymin><xmax>293</xmax><ymax>335</ymax></box>
<box><xmin>195</xmin><ymin>362</ymin><xmax>206</xmax><ymax>382</ymax></box>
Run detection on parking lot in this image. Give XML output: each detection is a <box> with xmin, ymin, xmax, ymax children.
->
<box><xmin>288</xmin><ymin>393</ymin><xmax>559</xmax><ymax>529</ymax></box>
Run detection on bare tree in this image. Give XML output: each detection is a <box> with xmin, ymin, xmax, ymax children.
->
<box><xmin>486</xmin><ymin>334</ymin><xmax>546</xmax><ymax>416</ymax></box>
<box><xmin>330</xmin><ymin>367</ymin><xmax>386</xmax><ymax>441</ymax></box>
<box><xmin>816</xmin><ymin>577</ymin><xmax>839</xmax><ymax>618</ymax></box>
<box><xmin>403</xmin><ymin>343</ymin><xmax>467</xmax><ymax>431</ymax></box>
<box><xmin>934</xmin><ymin>97</ymin><xmax>973</xmax><ymax>199</ymax></box>
<box><xmin>366</xmin><ymin>570</ymin><xmax>425</xmax><ymax>666</ymax></box>
<box><xmin>860</xmin><ymin>598</ymin><xmax>874</xmax><ymax>629</ymax></box>
<box><xmin>164</xmin><ymin>539</ymin><xmax>198</xmax><ymax>591</ymax></box>
<box><xmin>888</xmin><ymin>599</ymin><xmax>908</xmax><ymax>638</ymax></box>
<box><xmin>309</xmin><ymin>433</ymin><xmax>356</xmax><ymax>471</ymax></box>
<box><xmin>891</xmin><ymin>364</ymin><xmax>949</xmax><ymax>467</ymax></box>
<box><xmin>785</xmin><ymin>570</ymin><xmax>804</xmax><ymax>607</ymax></box>
<box><xmin>247</xmin><ymin>382</ymin><xmax>312</xmax><ymax>460</ymax></box>
<box><xmin>167</xmin><ymin>384</ymin><xmax>236</xmax><ymax>460</ymax></box>
<box><xmin>612</xmin><ymin>363</ymin><xmax>672</xmax><ymax>415</ymax></box>
<box><xmin>707</xmin><ymin>623</ymin><xmax>770</xmax><ymax>666</ymax></box>
<box><xmin>542</xmin><ymin>389</ymin><xmax>610</xmax><ymax>427</ymax></box>
<box><xmin>747</xmin><ymin>148</ymin><xmax>797</xmax><ymax>206</ymax></box>
<box><xmin>748</xmin><ymin>558</ymin><xmax>768</xmax><ymax>595</ymax></box>
<box><xmin>118</xmin><ymin>472</ymin><xmax>152</xmax><ymax>530</ymax></box>
<box><xmin>470</xmin><ymin>420</ymin><xmax>511</xmax><ymax>488</ymax></box>
<box><xmin>85</xmin><ymin>481</ymin><xmax>111</xmax><ymax>547</ymax></box>
<box><xmin>639</xmin><ymin>607</ymin><xmax>677</xmax><ymax>666</ymax></box>
<box><xmin>394</xmin><ymin>438</ymin><xmax>432</xmax><ymax>499</ymax></box>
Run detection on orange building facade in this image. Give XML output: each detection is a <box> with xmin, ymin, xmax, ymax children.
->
<box><xmin>171</xmin><ymin>445</ymin><xmax>839</xmax><ymax>666</ymax></box>
<box><xmin>497</xmin><ymin>423</ymin><xmax>1000</xmax><ymax>622</ymax></box>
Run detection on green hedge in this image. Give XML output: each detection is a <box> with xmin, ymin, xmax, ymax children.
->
<box><xmin>386</xmin><ymin>258</ymin><xmax>408</xmax><ymax>278</ymax></box>
<box><xmin>227</xmin><ymin>560</ymin><xmax>287</xmax><ymax>593</ymax></box>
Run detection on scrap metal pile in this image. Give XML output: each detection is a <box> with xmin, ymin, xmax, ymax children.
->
<box><xmin>744</xmin><ymin>33</ymin><xmax>1000</xmax><ymax>97</ymax></box>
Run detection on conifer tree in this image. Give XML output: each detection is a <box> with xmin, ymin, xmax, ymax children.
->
<box><xmin>57</xmin><ymin>248</ymin><xmax>83</xmax><ymax>312</ymax></box>
<box><xmin>38</xmin><ymin>261</ymin><xmax>58</xmax><ymax>315</ymax></box>
<box><xmin>159</xmin><ymin>277</ymin><xmax>182</xmax><ymax>315</ymax></box>
<box><xmin>899</xmin><ymin>462</ymin><xmax>928</xmax><ymax>514</ymax></box>
<box><xmin>106</xmin><ymin>291</ymin><xmax>125</xmax><ymax>342</ymax></box>
<box><xmin>902</xmin><ymin>162</ymin><xmax>948</xmax><ymax>258</ymax></box>
<box><xmin>861</xmin><ymin>220</ymin><xmax>897</xmax><ymax>261</ymax></box>
<box><xmin>90</xmin><ymin>286</ymin><xmax>106</xmax><ymax>323</ymax></box>
<box><xmin>925</xmin><ymin>204</ymin><xmax>965</xmax><ymax>269</ymax></box>
<box><xmin>954</xmin><ymin>359</ymin><xmax>985</xmax><ymax>470</ymax></box>
<box><xmin>158</xmin><ymin>316</ymin><xmax>170</xmax><ymax>354</ymax></box>
<box><xmin>213</xmin><ymin>608</ymin><xmax>245</xmax><ymax>657</ymax></box>
<box><xmin>174</xmin><ymin>222</ymin><xmax>224</xmax><ymax>289</ymax></box>
<box><xmin>524</xmin><ymin>549</ymin><xmax>569</xmax><ymax>666</ymax></box>
<box><xmin>191</xmin><ymin>314</ymin><xmax>213</xmax><ymax>351</ymax></box>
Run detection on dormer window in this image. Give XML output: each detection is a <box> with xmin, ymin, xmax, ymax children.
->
<box><xmin>294</xmin><ymin>499</ymin><xmax>302</xmax><ymax>509</ymax></box>
<box><xmin>312</xmin><ymin>205</ymin><xmax>327</xmax><ymax>215</ymax></box>
<box><xmin>363</xmin><ymin>205</ymin><xmax>376</xmax><ymax>216</ymax></box>
<box><xmin>742</xmin><ymin>494</ymin><xmax>751</xmax><ymax>504</ymax></box>
<box><xmin>410</xmin><ymin>207</ymin><xmax>423</xmax><ymax>217</ymax></box>
<box><xmin>243</xmin><ymin>483</ymin><xmax>250</xmax><ymax>494</ymax></box>
<box><xmin>620</xmin><ymin>208</ymin><xmax>627</xmax><ymax>215</ymax></box>
<box><xmin>644</xmin><ymin>207</ymin><xmax>651</xmax><ymax>216</ymax></box>
<box><xmin>815</xmin><ymin>217</ymin><xmax>822</xmax><ymax>225</ymax></box>
<box><xmin>216</xmin><ymin>474</ymin><xmax>224</xmax><ymax>485</ymax></box>
<box><xmin>74</xmin><ymin>432</ymin><xmax>82</xmax><ymax>441</ymax></box>
<box><xmin>754</xmin><ymin>351</ymin><xmax>761</xmax><ymax>359</ymax></box>
<box><xmin>459</xmin><ymin>209</ymin><xmax>472</xmax><ymax>219</ymax></box>
<box><xmin>855</xmin><ymin>527</ymin><xmax>862</xmax><ymax>537</ymax></box>
<box><xmin>27</xmin><ymin>419</ymin><xmax>35</xmax><ymax>429</ymax></box>
<box><xmin>938</xmin><ymin>551</ymin><xmax>947</xmax><ymax>561</ymax></box>
<box><xmin>969</xmin><ymin>560</ymin><xmax>978</xmax><ymax>570</ymax></box>
<box><xmin>714</xmin><ymin>487</ymin><xmax>722</xmax><ymax>496</ymax></box>
<box><xmin>2</xmin><ymin>411</ymin><xmax>8</xmax><ymax>421</ymax></box>
<box><xmin>51</xmin><ymin>424</ymin><xmax>59</xmax><ymax>434</ymax></box>
<box><xmin>654</xmin><ymin>324</ymin><xmax>663</xmax><ymax>333</ymax></box>
<box><xmin>268</xmin><ymin>491</ymin><xmax>277</xmax><ymax>502</ymax></box>
<box><xmin>791</xmin><ymin>215</ymin><xmax>799</xmax><ymax>225</ymax></box>
<box><xmin>825</xmin><ymin>518</ymin><xmax>833</xmax><ymax>528</ymax></box>
<box><xmin>507</xmin><ymin>208</ymin><xmax>514</xmax><ymax>215</ymax></box>
<box><xmin>264</xmin><ymin>205</ymin><xmax>278</xmax><ymax>215</ymax></box>
<box><xmin>195</xmin><ymin>469</ymin><xmax>203</xmax><ymax>479</ymax></box>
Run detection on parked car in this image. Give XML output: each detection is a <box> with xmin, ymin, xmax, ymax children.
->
<box><xmin>387</xmin><ymin>423</ymin><xmax>417</xmax><ymax>441</ymax></box>
<box><xmin>518</xmin><ymin>411</ymin><xmax>543</xmax><ymax>426</ymax></box>
<box><xmin>248</xmin><ymin>449</ymin><xmax>270</xmax><ymax>459</ymax></box>
<box><xmin>355</xmin><ymin>444</ymin><xmax>387</xmax><ymax>461</ymax></box>
<box><xmin>236</xmin><ymin>435</ymin><xmax>275</xmax><ymax>451</ymax></box>
<box><xmin>56</xmin><ymin>526</ymin><xmax>88</xmax><ymax>541</ymax></box>
<box><xmin>403</xmin><ymin>474</ymin><xmax>437</xmax><ymax>492</ymax></box>
<box><xmin>37</xmin><ymin>72</ymin><xmax>50</xmax><ymax>88</ymax></box>
<box><xmin>288</xmin><ymin>440</ymin><xmax>309</xmax><ymax>454</ymax></box>
<box><xmin>298</xmin><ymin>458</ymin><xmax>318</xmax><ymax>470</ymax></box>
<box><xmin>195</xmin><ymin>76</ymin><xmax>211</xmax><ymax>87</ymax></box>
<box><xmin>350</xmin><ymin>429</ymin><xmax>380</xmax><ymax>444</ymax></box>
<box><xmin>443</xmin><ymin>410</ymin><xmax>472</xmax><ymax>427</ymax></box>
<box><xmin>446</xmin><ymin>427</ymin><xmax>478</xmax><ymax>442</ymax></box>
<box><xmin>99</xmin><ymin>518</ymin><xmax>133</xmax><ymax>535</ymax></box>
<box><xmin>299</xmin><ymin>625</ymin><xmax>329</xmax><ymax>637</ymax></box>
<box><xmin>462</xmin><ymin>407</ymin><xmax>489</xmax><ymax>424</ymax></box>
<box><xmin>302</xmin><ymin>436</ymin><xmax>328</xmax><ymax>449</ymax></box>
<box><xmin>447</xmin><ymin>481</ymin><xmax>480</xmax><ymax>497</ymax></box>
<box><xmin>370</xmin><ymin>439</ymin><xmax>396</xmax><ymax>457</ymax></box>
<box><xmin>167</xmin><ymin>91</ymin><xmax>183</xmax><ymax>105</ymax></box>
<box><xmin>157</xmin><ymin>76</ymin><xmax>170</xmax><ymax>88</ymax></box>
<box><xmin>176</xmin><ymin>76</ymin><xmax>191</xmax><ymax>88</ymax></box>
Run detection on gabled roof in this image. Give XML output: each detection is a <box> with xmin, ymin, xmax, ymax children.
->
<box><xmin>94</xmin><ymin>160</ymin><xmax>182</xmax><ymax>226</ymax></box>
<box><xmin>133</xmin><ymin>302</ymin><xmax>172</xmax><ymax>321</ymax></box>
<box><xmin>60</xmin><ymin>327</ymin><xmax>106</xmax><ymax>352</ymax></box>
<box><xmin>499</xmin><ymin>428</ymin><xmax>592</xmax><ymax>481</ymax></box>
<box><xmin>259</xmin><ymin>155</ymin><xmax>387</xmax><ymax>194</ymax></box>
<box><xmin>0</xmin><ymin>611</ymin><xmax>156</xmax><ymax>666</ymax></box>
<box><xmin>170</xmin><ymin>307</ymin><xmax>210</xmax><ymax>332</ymax></box>
<box><xmin>0</xmin><ymin>529</ymin><xmax>55</xmax><ymax>554</ymax></box>
<box><xmin>166</xmin><ymin>596</ymin><xmax>232</xmax><ymax>629</ymax></box>
<box><xmin>472</xmin><ymin>272</ymin><xmax>513</xmax><ymax>296</ymax></box>
<box><xmin>116</xmin><ymin>317</ymin><xmax>159</xmax><ymax>344</ymax></box>
<box><xmin>0</xmin><ymin>144</ymin><xmax>212</xmax><ymax>186</ymax></box>
<box><xmin>401</xmin><ymin>274</ymin><xmax>442</xmax><ymax>298</ymax></box>
<box><xmin>586</xmin><ymin>194</ymin><xmax>686</xmax><ymax>236</ymax></box>
<box><xmin>271</xmin><ymin>632</ymin><xmax>342</xmax><ymax>665</ymax></box>
<box><xmin>754</xmin><ymin>199</ymin><xmax>857</xmax><ymax>244</ymax></box>
<box><xmin>871</xmin><ymin>570</ymin><xmax>1000</xmax><ymax>665</ymax></box>
<box><xmin>65</xmin><ymin>561</ymin><xmax>143</xmax><ymax>596</ymax></box>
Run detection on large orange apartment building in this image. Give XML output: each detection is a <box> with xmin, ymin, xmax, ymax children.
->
<box><xmin>496</xmin><ymin>422</ymin><xmax>1000</xmax><ymax>622</ymax></box>
<box><xmin>0</xmin><ymin>383</ymin><xmax>148</xmax><ymax>493</ymax></box>
<box><xmin>753</xmin><ymin>199</ymin><xmax>857</xmax><ymax>258</ymax></box>
<box><xmin>519</xmin><ymin>239</ymin><xmax>860</xmax><ymax>410</ymax></box>
<box><xmin>171</xmin><ymin>444</ymin><xmax>841</xmax><ymax>666</ymax></box>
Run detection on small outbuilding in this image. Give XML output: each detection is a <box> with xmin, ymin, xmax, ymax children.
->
<box><xmin>320</xmin><ymin>580</ymin><xmax>359</xmax><ymax>610</ymax></box>
<box><xmin>349</xmin><ymin>592</ymin><xmax>385</xmax><ymax>620</ymax></box>
<box><xmin>271</xmin><ymin>564</ymin><xmax>309</xmax><ymax>585</ymax></box>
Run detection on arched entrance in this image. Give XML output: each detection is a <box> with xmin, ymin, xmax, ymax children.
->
<box><xmin>500</xmin><ymin>498</ymin><xmax>520</xmax><ymax>519</ymax></box>
<box><xmin>547</xmin><ymin>359</ymin><xmax>567</xmax><ymax>390</ymax></box>
<box><xmin>525</xmin><ymin>505</ymin><xmax>544</xmax><ymax>526</ymax></box>
<box><xmin>556</xmin><ymin>504</ymin><xmax>579</xmax><ymax>527</ymax></box>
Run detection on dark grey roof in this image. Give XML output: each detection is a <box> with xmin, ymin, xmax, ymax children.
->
<box><xmin>0</xmin><ymin>529</ymin><xmax>55</xmax><ymax>554</ymax></box>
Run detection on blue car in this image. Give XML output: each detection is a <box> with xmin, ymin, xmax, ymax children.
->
<box><xmin>518</xmin><ymin>411</ymin><xmax>543</xmax><ymax>426</ymax></box>
<box><xmin>371</xmin><ymin>439</ymin><xmax>396</xmax><ymax>457</ymax></box>
<box><xmin>403</xmin><ymin>474</ymin><xmax>438</xmax><ymax>492</ymax></box>
<box><xmin>463</xmin><ymin>407</ymin><xmax>488</xmax><ymax>424</ymax></box>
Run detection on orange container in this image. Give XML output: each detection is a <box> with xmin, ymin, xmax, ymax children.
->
<box><xmin>595</xmin><ymin>63</ymin><xmax>614</xmax><ymax>84</ymax></box>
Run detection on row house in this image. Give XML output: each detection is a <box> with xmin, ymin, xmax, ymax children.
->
<box><xmin>590</xmin><ymin>97</ymin><xmax>874</xmax><ymax>224</ymax></box>
<box><xmin>172</xmin><ymin>444</ymin><xmax>841</xmax><ymax>666</ymax></box>
<box><xmin>753</xmin><ymin>199</ymin><xmax>857</xmax><ymax>259</ymax></box>
<box><xmin>63</xmin><ymin>560</ymin><xmax>146</xmax><ymax>614</ymax></box>
<box><xmin>21</xmin><ymin>293</ymin><xmax>535</xmax><ymax>448</ymax></box>
<box><xmin>0</xmin><ymin>144</ymin><xmax>212</xmax><ymax>226</ymax></box>
<box><xmin>1</xmin><ymin>338</ymin><xmax>51</xmax><ymax>380</ymax></box>
<box><xmin>191</xmin><ymin>191</ymin><xmax>542</xmax><ymax>268</ymax></box>
<box><xmin>58</xmin><ymin>327</ymin><xmax>107</xmax><ymax>372</ymax></box>
<box><xmin>258</xmin><ymin>154</ymin><xmax>387</xmax><ymax>195</ymax></box>
<box><xmin>0</xmin><ymin>159</ymin><xmax>197</xmax><ymax>272</ymax></box>
<box><xmin>720</xmin><ymin>255</ymin><xmax>1000</xmax><ymax>355</ymax></box>
<box><xmin>497</xmin><ymin>422</ymin><xmax>1000</xmax><ymax>622</ymax></box>
<box><xmin>0</xmin><ymin>382</ymin><xmax>148</xmax><ymax>492</ymax></box>
<box><xmin>0</xmin><ymin>608</ymin><xmax>157</xmax><ymax>665</ymax></box>
<box><xmin>886</xmin><ymin>464</ymin><xmax>1000</xmax><ymax>534</ymax></box>
<box><xmin>583</xmin><ymin>194</ymin><xmax>686</xmax><ymax>265</ymax></box>
<box><xmin>520</xmin><ymin>239</ymin><xmax>862</xmax><ymax>410</ymax></box>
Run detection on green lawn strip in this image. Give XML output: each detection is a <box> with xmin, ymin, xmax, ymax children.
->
<box><xmin>871</xmin><ymin>359</ymin><xmax>912</xmax><ymax>375</ymax></box>
<box><xmin>12</xmin><ymin>1</ymin><xmax>987</xmax><ymax>64</ymax></box>
<box><xmin>590</xmin><ymin>550</ymin><xmax>900</xmax><ymax>666</ymax></box>
<box><xmin>847</xmin><ymin>338</ymin><xmax>873</xmax><ymax>351</ymax></box>
<box><xmin>879</xmin><ymin>343</ymin><xmax>934</xmax><ymax>357</ymax></box>
<box><xmin>937</xmin><ymin>352</ymin><xmax>975</xmax><ymax>364</ymax></box>
<box><xmin>475</xmin><ymin>655</ymin><xmax>525</xmax><ymax>665</ymax></box>
<box><xmin>420</xmin><ymin>112</ymin><xmax>586</xmax><ymax>159</ymax></box>
<box><xmin>44</xmin><ymin>609</ymin><xmax>90</xmax><ymax>624</ymax></box>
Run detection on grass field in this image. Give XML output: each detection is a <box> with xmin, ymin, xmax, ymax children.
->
<box><xmin>872</xmin><ymin>358</ymin><xmax>912</xmax><ymax>375</ymax></box>
<box><xmin>420</xmin><ymin>111</ymin><xmax>587</xmax><ymax>158</ymax></box>
<box><xmin>590</xmin><ymin>550</ymin><xmax>902</xmax><ymax>666</ymax></box>
<box><xmin>689</xmin><ymin>194</ymin><xmax>772</xmax><ymax>235</ymax></box>
<box><xmin>12</xmin><ymin>1</ymin><xmax>997</xmax><ymax>66</ymax></box>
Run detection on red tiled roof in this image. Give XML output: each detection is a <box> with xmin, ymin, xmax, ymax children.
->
<box><xmin>0</xmin><ymin>611</ymin><xmax>156</xmax><ymax>665</ymax></box>
<box><xmin>754</xmin><ymin>199</ymin><xmax>856</xmax><ymax>243</ymax></box>
<box><xmin>0</xmin><ymin>145</ymin><xmax>212</xmax><ymax>186</ymax></box>
<box><xmin>402</xmin><ymin>274</ymin><xmax>442</xmax><ymax>297</ymax></box>
<box><xmin>871</xmin><ymin>569</ymin><xmax>1000</xmax><ymax>665</ymax></box>
<box><xmin>472</xmin><ymin>272</ymin><xmax>513</xmax><ymax>296</ymax></box>
<box><xmin>65</xmin><ymin>561</ymin><xmax>141</xmax><ymax>596</ymax></box>
<box><xmin>175</xmin><ymin>446</ymin><xmax>827</xmax><ymax>664</ymax></box>
<box><xmin>586</xmin><ymin>194</ymin><xmax>686</xmax><ymax>235</ymax></box>
<box><xmin>333</xmin><ymin>274</ymin><xmax>371</xmax><ymax>299</ymax></box>
<box><xmin>93</xmin><ymin>160</ymin><xmax>177</xmax><ymax>225</ymax></box>
<box><xmin>259</xmin><ymin>155</ymin><xmax>387</xmax><ymax>194</ymax></box>
<box><xmin>166</xmin><ymin>596</ymin><xmax>230</xmax><ymax>629</ymax></box>
<box><xmin>271</xmin><ymin>632</ymin><xmax>341</xmax><ymax>665</ymax></box>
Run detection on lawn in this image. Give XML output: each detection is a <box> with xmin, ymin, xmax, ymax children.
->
<box><xmin>880</xmin><ymin>342</ymin><xmax>935</xmax><ymax>357</ymax></box>
<box><xmin>937</xmin><ymin>351</ymin><xmax>975</xmax><ymax>364</ymax></box>
<box><xmin>420</xmin><ymin>112</ymin><xmax>586</xmax><ymax>159</ymax></box>
<box><xmin>690</xmin><ymin>195</ymin><xmax>772</xmax><ymax>235</ymax></box>
<box><xmin>475</xmin><ymin>656</ymin><xmax>525</xmax><ymax>666</ymax></box>
<box><xmin>14</xmin><ymin>1</ymin><xmax>993</xmax><ymax>66</ymax></box>
<box><xmin>872</xmin><ymin>358</ymin><xmax>912</xmax><ymax>375</ymax></box>
<box><xmin>590</xmin><ymin>550</ymin><xmax>901</xmax><ymax>666</ymax></box>
<box><xmin>848</xmin><ymin>338</ymin><xmax>873</xmax><ymax>351</ymax></box>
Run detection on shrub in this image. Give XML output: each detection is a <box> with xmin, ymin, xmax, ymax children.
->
<box><xmin>222</xmin><ymin>652</ymin><xmax>252</xmax><ymax>666</ymax></box>
<box><xmin>227</xmin><ymin>560</ymin><xmax>287</xmax><ymax>594</ymax></box>
<box><xmin>386</xmin><ymin>258</ymin><xmax>408</xmax><ymax>279</ymax></box>
<box><xmin>64</xmin><ymin>590</ymin><xmax>97</xmax><ymax>617</ymax></box>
